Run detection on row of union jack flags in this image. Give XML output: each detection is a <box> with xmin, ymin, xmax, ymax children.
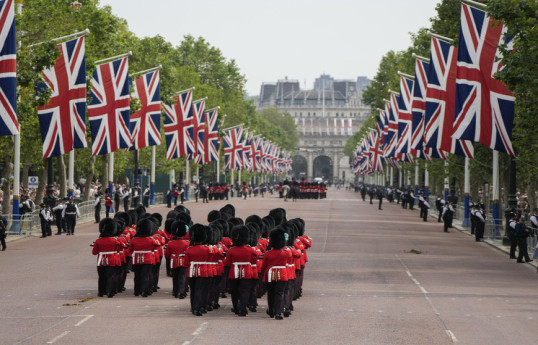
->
<box><xmin>352</xmin><ymin>3</ymin><xmax>515</xmax><ymax>175</ymax></box>
<box><xmin>222</xmin><ymin>125</ymin><xmax>292</xmax><ymax>174</ymax></box>
<box><xmin>0</xmin><ymin>0</ymin><xmax>226</xmax><ymax>164</ymax></box>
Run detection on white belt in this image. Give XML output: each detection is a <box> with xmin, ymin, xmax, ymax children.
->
<box><xmin>189</xmin><ymin>261</ymin><xmax>207</xmax><ymax>277</ymax></box>
<box><xmin>98</xmin><ymin>251</ymin><xmax>116</xmax><ymax>266</ymax></box>
<box><xmin>268</xmin><ymin>266</ymin><xmax>286</xmax><ymax>283</ymax></box>
<box><xmin>132</xmin><ymin>250</ymin><xmax>152</xmax><ymax>264</ymax></box>
<box><xmin>232</xmin><ymin>262</ymin><xmax>251</xmax><ymax>279</ymax></box>
<box><xmin>170</xmin><ymin>254</ymin><xmax>185</xmax><ymax>269</ymax></box>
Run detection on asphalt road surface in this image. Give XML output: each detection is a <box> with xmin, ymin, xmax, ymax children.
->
<box><xmin>2</xmin><ymin>188</ymin><xmax>538</xmax><ymax>345</ymax></box>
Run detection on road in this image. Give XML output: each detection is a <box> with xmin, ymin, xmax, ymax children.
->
<box><xmin>1</xmin><ymin>187</ymin><xmax>537</xmax><ymax>345</ymax></box>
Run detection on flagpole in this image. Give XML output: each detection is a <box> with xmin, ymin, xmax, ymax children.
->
<box><xmin>150</xmin><ymin>145</ymin><xmax>156</xmax><ymax>206</ymax></box>
<box><xmin>444</xmin><ymin>160</ymin><xmax>449</xmax><ymax>201</ymax></box>
<box><xmin>129</xmin><ymin>65</ymin><xmax>162</xmax><ymax>78</ymax></box>
<box><xmin>462</xmin><ymin>157</ymin><xmax>471</xmax><ymax>227</ymax></box>
<box><xmin>414</xmin><ymin>164</ymin><xmax>419</xmax><ymax>201</ymax></box>
<box><xmin>67</xmin><ymin>150</ymin><xmax>74</xmax><ymax>197</ymax></box>
<box><xmin>231</xmin><ymin>169</ymin><xmax>234</xmax><ymax>194</ymax></box>
<box><xmin>426</xmin><ymin>30</ymin><xmax>454</xmax><ymax>43</ymax></box>
<box><xmin>95</xmin><ymin>51</ymin><xmax>132</xmax><ymax>65</ymax></box>
<box><xmin>424</xmin><ymin>163</ymin><xmax>429</xmax><ymax>199</ymax></box>
<box><xmin>492</xmin><ymin>150</ymin><xmax>500</xmax><ymax>236</ymax></box>
<box><xmin>109</xmin><ymin>152</ymin><xmax>114</xmax><ymax>214</ymax></box>
<box><xmin>28</xmin><ymin>28</ymin><xmax>90</xmax><ymax>48</ymax></box>
<box><xmin>11</xmin><ymin>0</ymin><xmax>22</xmax><ymax>234</ymax></box>
<box><xmin>185</xmin><ymin>160</ymin><xmax>190</xmax><ymax>201</ymax></box>
<box><xmin>175</xmin><ymin>87</ymin><xmax>195</xmax><ymax>95</ymax></box>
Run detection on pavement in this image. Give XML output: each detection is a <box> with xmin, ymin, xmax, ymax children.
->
<box><xmin>3</xmin><ymin>188</ymin><xmax>538</xmax><ymax>345</ymax></box>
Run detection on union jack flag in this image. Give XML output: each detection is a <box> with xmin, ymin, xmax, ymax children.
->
<box><xmin>424</xmin><ymin>36</ymin><xmax>474</xmax><ymax>158</ymax></box>
<box><xmin>384</xmin><ymin>95</ymin><xmax>399</xmax><ymax>158</ymax></box>
<box><xmin>411</xmin><ymin>59</ymin><xmax>429</xmax><ymax>152</ymax></box>
<box><xmin>0</xmin><ymin>0</ymin><xmax>17</xmax><ymax>136</ymax></box>
<box><xmin>203</xmin><ymin>108</ymin><xmax>220</xmax><ymax>164</ymax></box>
<box><xmin>223</xmin><ymin>126</ymin><xmax>243</xmax><ymax>171</ymax></box>
<box><xmin>369</xmin><ymin>128</ymin><xmax>383</xmax><ymax>173</ymax></box>
<box><xmin>163</xmin><ymin>89</ymin><xmax>193</xmax><ymax>160</ymax></box>
<box><xmin>37</xmin><ymin>36</ymin><xmax>87</xmax><ymax>158</ymax></box>
<box><xmin>129</xmin><ymin>70</ymin><xmax>161</xmax><ymax>150</ymax></box>
<box><xmin>453</xmin><ymin>3</ymin><xmax>515</xmax><ymax>156</ymax></box>
<box><xmin>242</xmin><ymin>131</ymin><xmax>253</xmax><ymax>172</ymax></box>
<box><xmin>88</xmin><ymin>57</ymin><xmax>131</xmax><ymax>156</ymax></box>
<box><xmin>191</xmin><ymin>99</ymin><xmax>206</xmax><ymax>164</ymax></box>
<box><xmin>395</xmin><ymin>76</ymin><xmax>414</xmax><ymax>154</ymax></box>
<box><xmin>253</xmin><ymin>136</ymin><xmax>262</xmax><ymax>171</ymax></box>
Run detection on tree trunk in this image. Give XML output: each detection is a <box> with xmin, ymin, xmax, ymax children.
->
<box><xmin>1</xmin><ymin>138</ymin><xmax>13</xmax><ymax>214</ymax></box>
<box><xmin>21</xmin><ymin>160</ymin><xmax>30</xmax><ymax>188</ymax></box>
<box><xmin>83</xmin><ymin>156</ymin><xmax>95</xmax><ymax>202</ymax></box>
<box><xmin>57</xmin><ymin>155</ymin><xmax>67</xmax><ymax>198</ymax></box>
<box><xmin>34</xmin><ymin>165</ymin><xmax>47</xmax><ymax>205</ymax></box>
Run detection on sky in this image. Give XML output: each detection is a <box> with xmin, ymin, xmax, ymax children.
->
<box><xmin>99</xmin><ymin>0</ymin><xmax>440</xmax><ymax>96</ymax></box>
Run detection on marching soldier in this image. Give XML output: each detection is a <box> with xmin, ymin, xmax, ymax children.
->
<box><xmin>92</xmin><ymin>218</ymin><xmax>120</xmax><ymax>298</ymax></box>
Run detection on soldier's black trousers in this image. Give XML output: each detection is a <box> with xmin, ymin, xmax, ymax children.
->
<box><xmin>189</xmin><ymin>277</ymin><xmax>209</xmax><ymax>312</ymax></box>
<box><xmin>229</xmin><ymin>278</ymin><xmax>250</xmax><ymax>313</ymax></box>
<box><xmin>133</xmin><ymin>264</ymin><xmax>153</xmax><ymax>295</ymax></box>
<box><xmin>171</xmin><ymin>267</ymin><xmax>187</xmax><ymax>297</ymax></box>
<box><xmin>266</xmin><ymin>281</ymin><xmax>286</xmax><ymax>315</ymax></box>
<box><xmin>97</xmin><ymin>266</ymin><xmax>115</xmax><ymax>296</ymax></box>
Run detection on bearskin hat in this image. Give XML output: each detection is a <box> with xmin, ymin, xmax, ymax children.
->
<box><xmin>207</xmin><ymin>210</ymin><xmax>222</xmax><ymax>223</ymax></box>
<box><xmin>216</xmin><ymin>219</ymin><xmax>230</xmax><ymax>238</ymax></box>
<box><xmin>220</xmin><ymin>211</ymin><xmax>232</xmax><ymax>221</ymax></box>
<box><xmin>151</xmin><ymin>213</ymin><xmax>163</xmax><ymax>227</ymax></box>
<box><xmin>232</xmin><ymin>225</ymin><xmax>250</xmax><ymax>246</ymax></box>
<box><xmin>136</xmin><ymin>218</ymin><xmax>153</xmax><ymax>237</ymax></box>
<box><xmin>174</xmin><ymin>205</ymin><xmax>190</xmax><ymax>215</ymax></box>
<box><xmin>127</xmin><ymin>209</ymin><xmax>139</xmax><ymax>225</ymax></box>
<box><xmin>190</xmin><ymin>224</ymin><xmax>207</xmax><ymax>244</ymax></box>
<box><xmin>245</xmin><ymin>214</ymin><xmax>262</xmax><ymax>226</ymax></box>
<box><xmin>220</xmin><ymin>204</ymin><xmax>235</xmax><ymax>217</ymax></box>
<box><xmin>268</xmin><ymin>208</ymin><xmax>285</xmax><ymax>226</ymax></box>
<box><xmin>114</xmin><ymin>212</ymin><xmax>131</xmax><ymax>228</ymax></box>
<box><xmin>262</xmin><ymin>216</ymin><xmax>275</xmax><ymax>229</ymax></box>
<box><xmin>166</xmin><ymin>210</ymin><xmax>179</xmax><ymax>220</ymax></box>
<box><xmin>246</xmin><ymin>224</ymin><xmax>259</xmax><ymax>247</ymax></box>
<box><xmin>176</xmin><ymin>212</ymin><xmax>192</xmax><ymax>226</ymax></box>
<box><xmin>269</xmin><ymin>227</ymin><xmax>286</xmax><ymax>250</ymax></box>
<box><xmin>135</xmin><ymin>205</ymin><xmax>146</xmax><ymax>218</ymax></box>
<box><xmin>164</xmin><ymin>218</ymin><xmax>175</xmax><ymax>235</ymax></box>
<box><xmin>229</xmin><ymin>217</ymin><xmax>244</xmax><ymax>227</ymax></box>
<box><xmin>173</xmin><ymin>219</ymin><xmax>189</xmax><ymax>238</ymax></box>
<box><xmin>99</xmin><ymin>218</ymin><xmax>116</xmax><ymax>237</ymax></box>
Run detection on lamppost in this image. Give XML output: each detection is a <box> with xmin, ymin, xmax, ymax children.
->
<box><xmin>503</xmin><ymin>156</ymin><xmax>518</xmax><ymax>245</ymax></box>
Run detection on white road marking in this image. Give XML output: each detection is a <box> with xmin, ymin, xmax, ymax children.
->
<box><xmin>74</xmin><ymin>314</ymin><xmax>93</xmax><ymax>326</ymax></box>
<box><xmin>182</xmin><ymin>322</ymin><xmax>209</xmax><ymax>345</ymax></box>
<box><xmin>528</xmin><ymin>317</ymin><xmax>533</xmax><ymax>320</ymax></box>
<box><xmin>397</xmin><ymin>255</ymin><xmax>457</xmax><ymax>343</ymax></box>
<box><xmin>377</xmin><ymin>310</ymin><xmax>383</xmax><ymax>313</ymax></box>
<box><xmin>318</xmin><ymin>308</ymin><xmax>323</xmax><ymax>311</ymax></box>
<box><xmin>348</xmin><ymin>309</ymin><xmax>354</xmax><ymax>312</ymax></box>
<box><xmin>445</xmin><ymin>330</ymin><xmax>458</xmax><ymax>343</ymax></box>
<box><xmin>47</xmin><ymin>331</ymin><xmax>70</xmax><ymax>344</ymax></box>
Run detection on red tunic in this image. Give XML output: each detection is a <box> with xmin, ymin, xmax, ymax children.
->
<box><xmin>92</xmin><ymin>237</ymin><xmax>120</xmax><ymax>266</ymax></box>
<box><xmin>261</xmin><ymin>249</ymin><xmax>290</xmax><ymax>282</ymax></box>
<box><xmin>223</xmin><ymin>245</ymin><xmax>258</xmax><ymax>279</ymax></box>
<box><xmin>164</xmin><ymin>239</ymin><xmax>190</xmax><ymax>269</ymax></box>
<box><xmin>127</xmin><ymin>237</ymin><xmax>159</xmax><ymax>265</ymax></box>
<box><xmin>184</xmin><ymin>244</ymin><xmax>212</xmax><ymax>277</ymax></box>
<box><xmin>294</xmin><ymin>239</ymin><xmax>306</xmax><ymax>269</ymax></box>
